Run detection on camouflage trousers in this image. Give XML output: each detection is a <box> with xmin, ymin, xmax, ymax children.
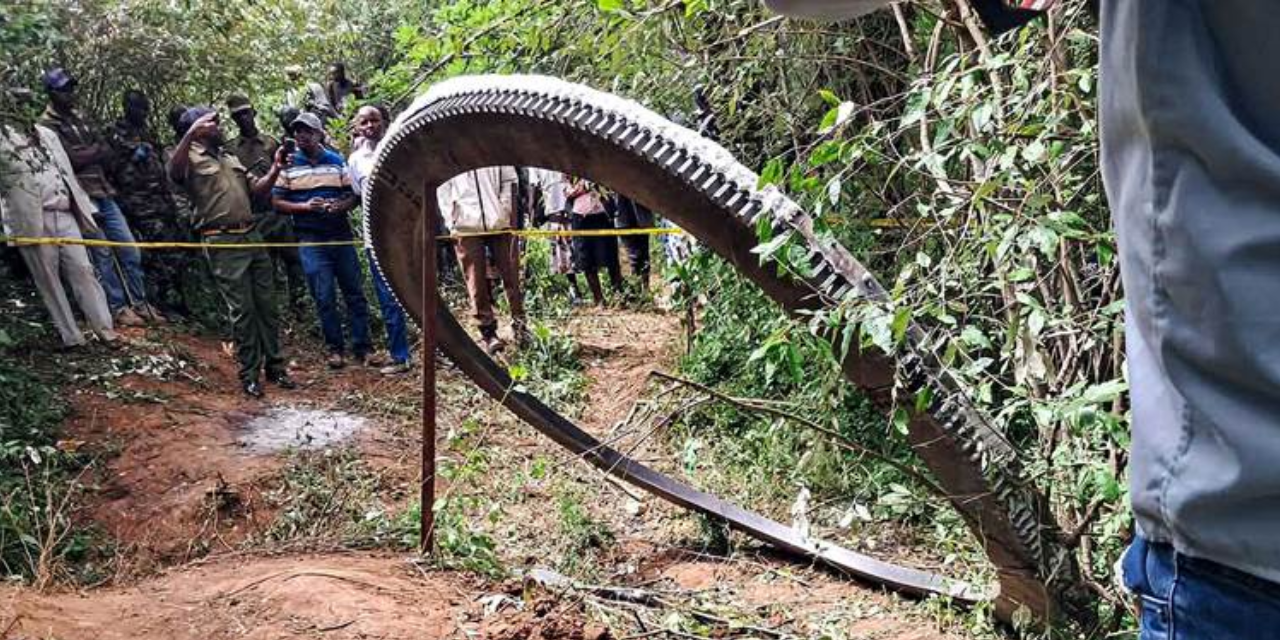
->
<box><xmin>131</xmin><ymin>216</ymin><xmax>192</xmax><ymax>316</ymax></box>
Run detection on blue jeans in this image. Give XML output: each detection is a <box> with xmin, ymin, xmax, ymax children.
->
<box><xmin>298</xmin><ymin>243</ymin><xmax>371</xmax><ymax>357</ymax></box>
<box><xmin>367</xmin><ymin>248</ymin><xmax>410</xmax><ymax>364</ymax></box>
<box><xmin>86</xmin><ymin>197</ymin><xmax>147</xmax><ymax>313</ymax></box>
<box><xmin>1123</xmin><ymin>536</ymin><xmax>1280</xmax><ymax>639</ymax></box>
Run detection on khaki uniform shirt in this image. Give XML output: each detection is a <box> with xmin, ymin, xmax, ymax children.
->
<box><xmin>38</xmin><ymin>106</ymin><xmax>116</xmax><ymax>199</ymax></box>
<box><xmin>177</xmin><ymin>142</ymin><xmax>255</xmax><ymax>233</ymax></box>
<box><xmin>231</xmin><ymin>132</ymin><xmax>279</xmax><ymax>213</ymax></box>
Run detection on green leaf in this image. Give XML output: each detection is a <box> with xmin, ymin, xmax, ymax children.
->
<box><xmin>1020</xmin><ymin>140</ymin><xmax>1047</xmax><ymax>164</ymax></box>
<box><xmin>1082</xmin><ymin>379</ymin><xmax>1128</xmax><ymax>405</ymax></box>
<box><xmin>892</xmin><ymin>407</ymin><xmax>910</xmax><ymax>436</ymax></box>
<box><xmin>759</xmin><ymin>157</ymin><xmax>784</xmax><ymax>187</ymax></box>
<box><xmin>597</xmin><ymin>0</ymin><xmax>624</xmax><ymax>11</ymax></box>
<box><xmin>914</xmin><ymin>387</ymin><xmax>933</xmax><ymax>413</ymax></box>
<box><xmin>960</xmin><ymin>326</ymin><xmax>991</xmax><ymax>350</ymax></box>
<box><xmin>750</xmin><ymin>231</ymin><xmax>792</xmax><ymax>264</ymax></box>
<box><xmin>862</xmin><ymin>312</ymin><xmax>894</xmax><ymax>354</ymax></box>
<box><xmin>891</xmin><ymin>307</ymin><xmax>912</xmax><ymax>345</ymax></box>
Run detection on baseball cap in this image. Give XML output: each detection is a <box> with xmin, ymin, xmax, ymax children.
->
<box><xmin>225</xmin><ymin>93</ymin><xmax>253</xmax><ymax>114</ymax></box>
<box><xmin>41</xmin><ymin>68</ymin><xmax>76</xmax><ymax>92</ymax></box>
<box><xmin>178</xmin><ymin>106</ymin><xmax>216</xmax><ymax>135</ymax></box>
<box><xmin>289</xmin><ymin>112</ymin><xmax>324</xmax><ymax>134</ymax></box>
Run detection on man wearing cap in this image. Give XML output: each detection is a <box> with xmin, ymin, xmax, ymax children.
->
<box><xmin>1</xmin><ymin>89</ymin><xmax>120</xmax><ymax>349</ymax></box>
<box><xmin>227</xmin><ymin>93</ymin><xmax>307</xmax><ymax>318</ymax></box>
<box><xmin>271</xmin><ymin>112</ymin><xmax>371</xmax><ymax>370</ymax></box>
<box><xmin>38</xmin><ymin>67</ymin><xmax>158</xmax><ymax>328</ymax></box>
<box><xmin>166</xmin><ymin>107</ymin><xmax>295</xmax><ymax>398</ymax></box>
<box><xmin>110</xmin><ymin>90</ymin><xmax>191</xmax><ymax>320</ymax></box>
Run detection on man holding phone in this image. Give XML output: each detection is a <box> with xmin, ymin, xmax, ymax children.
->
<box><xmin>166</xmin><ymin>107</ymin><xmax>294</xmax><ymax>398</ymax></box>
<box><xmin>271</xmin><ymin>112</ymin><xmax>372</xmax><ymax>370</ymax></box>
<box><xmin>227</xmin><ymin>94</ymin><xmax>307</xmax><ymax>317</ymax></box>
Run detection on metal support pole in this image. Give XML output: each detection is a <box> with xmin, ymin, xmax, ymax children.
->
<box><xmin>420</xmin><ymin>186</ymin><xmax>439</xmax><ymax>555</ymax></box>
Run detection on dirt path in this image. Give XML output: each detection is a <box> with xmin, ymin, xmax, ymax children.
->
<box><xmin>568</xmin><ymin>306</ymin><xmax>683</xmax><ymax>433</ymax></box>
<box><xmin>1</xmin><ymin>307</ymin><xmax>967</xmax><ymax>640</ymax></box>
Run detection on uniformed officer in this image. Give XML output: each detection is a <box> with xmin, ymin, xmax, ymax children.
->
<box><xmin>166</xmin><ymin>107</ymin><xmax>295</xmax><ymax>398</ymax></box>
<box><xmin>111</xmin><ymin>90</ymin><xmax>191</xmax><ymax>319</ymax></box>
<box><xmin>226</xmin><ymin>93</ymin><xmax>307</xmax><ymax>318</ymax></box>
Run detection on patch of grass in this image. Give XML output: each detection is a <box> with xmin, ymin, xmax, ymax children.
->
<box><xmin>263</xmin><ymin>446</ymin><xmax>406</xmax><ymax>548</ymax></box>
<box><xmin>552</xmin><ymin>489</ymin><xmax>613</xmax><ymax>577</ymax></box>
<box><xmin>394</xmin><ymin>418</ymin><xmax>506</xmax><ymax>578</ymax></box>
<box><xmin>510</xmin><ymin>322</ymin><xmax>588</xmax><ymax>413</ymax></box>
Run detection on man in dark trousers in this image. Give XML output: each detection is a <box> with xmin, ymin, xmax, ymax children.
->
<box><xmin>226</xmin><ymin>93</ymin><xmax>307</xmax><ymax>318</ymax></box>
<box><xmin>271</xmin><ymin>112</ymin><xmax>371</xmax><ymax>370</ymax></box>
<box><xmin>166</xmin><ymin>107</ymin><xmax>295</xmax><ymax>398</ymax></box>
<box><xmin>110</xmin><ymin>90</ymin><xmax>191</xmax><ymax>319</ymax></box>
<box><xmin>608</xmin><ymin>193</ymin><xmax>655</xmax><ymax>294</ymax></box>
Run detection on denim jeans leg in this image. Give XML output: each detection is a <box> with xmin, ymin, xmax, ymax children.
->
<box><xmin>1124</xmin><ymin>536</ymin><xmax>1280</xmax><ymax>640</ymax></box>
<box><xmin>92</xmin><ymin>198</ymin><xmax>147</xmax><ymax>307</ymax></box>
<box><xmin>333</xmin><ymin>245</ymin><xmax>371</xmax><ymax>357</ymax></box>
<box><xmin>1173</xmin><ymin>548</ymin><xmax>1280</xmax><ymax>638</ymax></box>
<box><xmin>1122</xmin><ymin>537</ymin><xmax>1175</xmax><ymax>640</ymax></box>
<box><xmin>86</xmin><ymin>210</ymin><xmax>127</xmax><ymax>313</ymax></box>
<box><xmin>367</xmin><ymin>248</ymin><xmax>410</xmax><ymax>364</ymax></box>
<box><xmin>299</xmin><ymin>245</ymin><xmax>344</xmax><ymax>354</ymax></box>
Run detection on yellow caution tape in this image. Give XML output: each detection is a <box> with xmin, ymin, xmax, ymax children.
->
<box><xmin>0</xmin><ymin>226</ymin><xmax>686</xmax><ymax>251</ymax></box>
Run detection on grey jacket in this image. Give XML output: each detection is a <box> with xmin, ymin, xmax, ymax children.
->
<box><xmin>0</xmin><ymin>124</ymin><xmax>100</xmax><ymax>243</ymax></box>
<box><xmin>1102</xmin><ymin>0</ymin><xmax>1280</xmax><ymax>583</ymax></box>
<box><xmin>765</xmin><ymin>0</ymin><xmax>1280</xmax><ymax>582</ymax></box>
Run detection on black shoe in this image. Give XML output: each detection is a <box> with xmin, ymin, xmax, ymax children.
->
<box><xmin>267</xmin><ymin>372</ymin><xmax>297</xmax><ymax>389</ymax></box>
<box><xmin>243</xmin><ymin>380</ymin><xmax>265</xmax><ymax>398</ymax></box>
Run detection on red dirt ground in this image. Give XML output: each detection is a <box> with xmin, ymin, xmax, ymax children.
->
<box><xmin>0</xmin><ymin>309</ymin><xmax>965</xmax><ymax>640</ymax></box>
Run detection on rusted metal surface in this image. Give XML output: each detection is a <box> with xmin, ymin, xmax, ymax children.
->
<box><xmin>420</xmin><ymin>178</ymin><xmax>438</xmax><ymax>555</ymax></box>
<box><xmin>366</xmin><ymin>75</ymin><xmax>1092</xmax><ymax>627</ymax></box>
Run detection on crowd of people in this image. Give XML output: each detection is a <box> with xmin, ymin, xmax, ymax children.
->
<box><xmin>1</xmin><ymin>64</ymin><xmax>674</xmax><ymax>396</ymax></box>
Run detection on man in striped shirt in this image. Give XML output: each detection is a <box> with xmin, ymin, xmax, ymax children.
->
<box><xmin>271</xmin><ymin>112</ymin><xmax>371</xmax><ymax>370</ymax></box>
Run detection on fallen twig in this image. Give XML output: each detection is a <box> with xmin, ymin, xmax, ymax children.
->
<box><xmin>317</xmin><ymin>619</ymin><xmax>356</xmax><ymax>632</ymax></box>
<box><xmin>1</xmin><ymin>615</ymin><xmax>21</xmax><ymax>639</ymax></box>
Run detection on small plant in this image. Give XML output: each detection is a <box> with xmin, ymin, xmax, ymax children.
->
<box><xmin>557</xmin><ymin>491</ymin><xmax>611</xmax><ymax>550</ymax></box>
<box><xmin>263</xmin><ymin>446</ymin><xmax>398</xmax><ymax>546</ymax></box>
<box><xmin>511</xmin><ymin>322</ymin><xmax>588</xmax><ymax>412</ymax></box>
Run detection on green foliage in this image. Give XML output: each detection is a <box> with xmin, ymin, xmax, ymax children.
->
<box><xmin>3</xmin><ymin>0</ymin><xmax>1130</xmax><ymax>630</ymax></box>
<box><xmin>552</xmin><ymin>488</ymin><xmax>613</xmax><ymax>576</ymax></box>
<box><xmin>367</xmin><ymin>0</ymin><xmax>1128</xmax><ymax>629</ymax></box>
<box><xmin>0</xmin><ymin>279</ymin><xmax>100</xmax><ymax>584</ymax></box>
<box><xmin>264</xmin><ymin>446</ymin><xmax>405</xmax><ymax>546</ymax></box>
<box><xmin>425</xmin><ymin>418</ymin><xmax>506</xmax><ymax>578</ymax></box>
<box><xmin>2</xmin><ymin>0</ymin><xmax>420</xmax><ymax>134</ymax></box>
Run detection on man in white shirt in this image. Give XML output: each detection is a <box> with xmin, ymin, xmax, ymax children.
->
<box><xmin>0</xmin><ymin>101</ymin><xmax>119</xmax><ymax>348</ymax></box>
<box><xmin>437</xmin><ymin>166</ymin><xmax>526</xmax><ymax>354</ymax></box>
<box><xmin>348</xmin><ymin>105</ymin><xmax>412</xmax><ymax>375</ymax></box>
